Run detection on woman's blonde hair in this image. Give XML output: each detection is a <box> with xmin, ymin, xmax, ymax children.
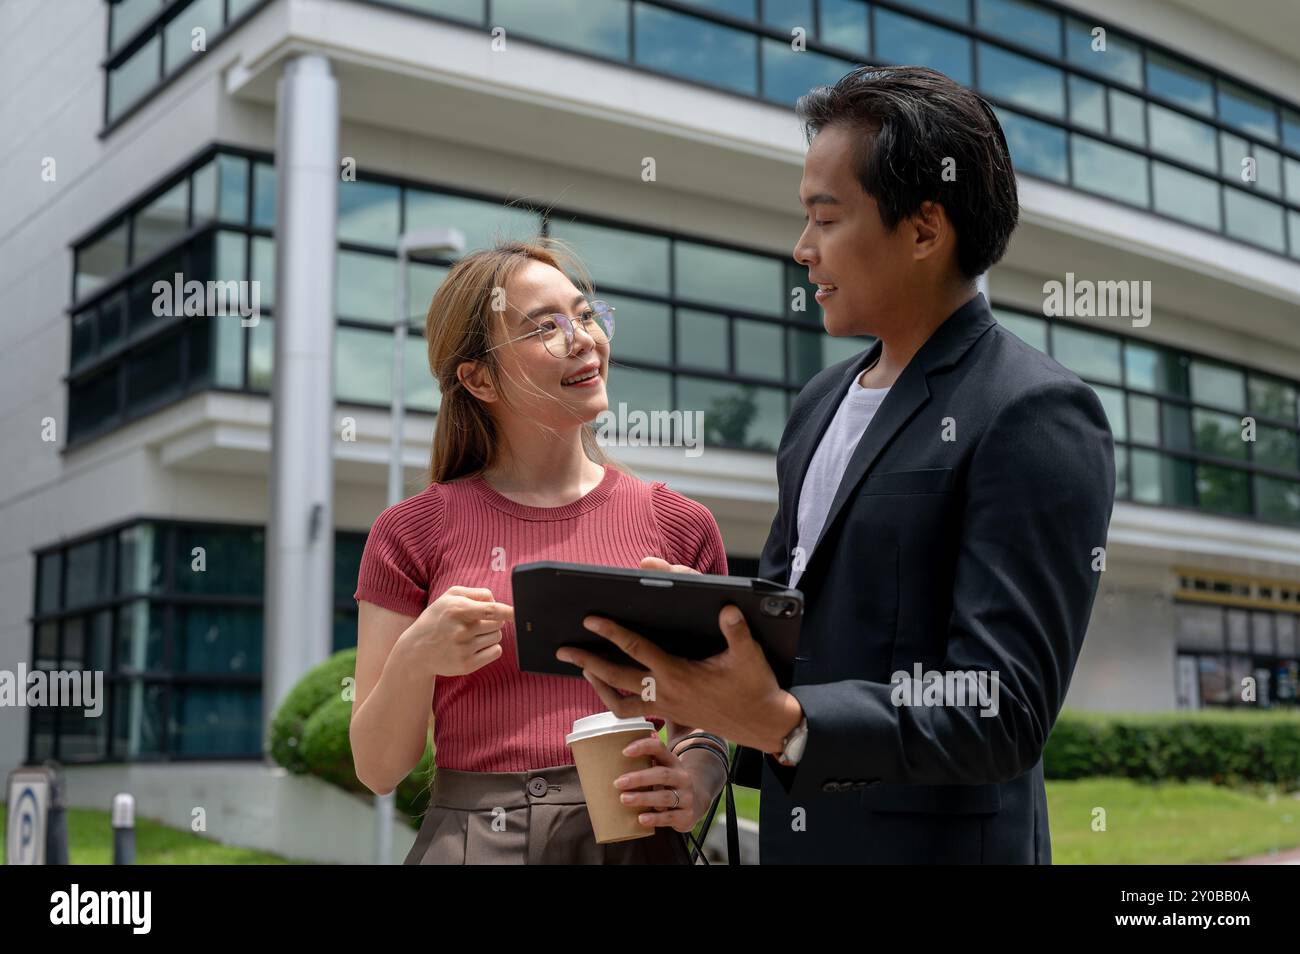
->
<box><xmin>423</xmin><ymin>237</ymin><xmax>617</xmax><ymax>484</ymax></box>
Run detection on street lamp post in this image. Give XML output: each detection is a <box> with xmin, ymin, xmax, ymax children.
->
<box><xmin>376</xmin><ymin>227</ymin><xmax>465</xmax><ymax>865</ymax></box>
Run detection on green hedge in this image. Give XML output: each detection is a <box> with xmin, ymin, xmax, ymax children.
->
<box><xmin>1045</xmin><ymin>709</ymin><xmax>1300</xmax><ymax>788</ymax></box>
<box><xmin>269</xmin><ymin>649</ymin><xmax>432</xmax><ymax>827</ymax></box>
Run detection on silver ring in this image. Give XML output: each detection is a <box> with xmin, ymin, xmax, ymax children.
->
<box><xmin>668</xmin><ymin>788</ymin><xmax>681</xmax><ymax>810</ymax></box>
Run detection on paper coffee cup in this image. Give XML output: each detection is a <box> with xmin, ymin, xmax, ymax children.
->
<box><xmin>566</xmin><ymin>712</ymin><xmax>658</xmax><ymax>844</ymax></box>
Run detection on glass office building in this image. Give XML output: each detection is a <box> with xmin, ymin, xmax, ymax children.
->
<box><xmin>3</xmin><ymin>0</ymin><xmax>1299</xmax><ymax>856</ymax></box>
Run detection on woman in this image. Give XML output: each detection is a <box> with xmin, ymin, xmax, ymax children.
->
<box><xmin>350</xmin><ymin>238</ymin><xmax>731</xmax><ymax>864</ymax></box>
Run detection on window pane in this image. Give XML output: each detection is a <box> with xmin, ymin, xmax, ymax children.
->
<box><xmin>252</xmin><ymin>236</ymin><xmax>275</xmax><ymax>309</ymax></box>
<box><xmin>1177</xmin><ymin>604</ymin><xmax>1222</xmax><ymax>656</ymax></box>
<box><xmin>494</xmin><ymin>0</ymin><xmax>629</xmax><ymax>57</ymax></box>
<box><xmin>252</xmin><ymin>162</ymin><xmax>276</xmax><ymax>229</ymax></box>
<box><xmin>1190</xmin><ymin>359</ymin><xmax>1244</xmax><ymax>411</ymax></box>
<box><xmin>634</xmin><ymin>4</ymin><xmax>758</xmax><ymax>95</ymax></box>
<box><xmin>608</xmin><ymin>297</ymin><xmax>670</xmax><ymax>364</ymax></box>
<box><xmin>111</xmin><ymin>0</ymin><xmax>163</xmax><ymax>50</ymax></box>
<box><xmin>993</xmin><ymin>309</ymin><xmax>1047</xmax><ymax>351</ymax></box>
<box><xmin>548</xmin><ymin>219</ymin><xmax>670</xmax><ymax>295</ymax></box>
<box><xmin>874</xmin><ymin>9</ymin><xmax>971</xmax><ymax>86</ymax></box>
<box><xmin>604</xmin><ymin>366</ymin><xmax>671</xmax><ymax>420</ymax></box>
<box><xmin>1125</xmin><ymin>341</ymin><xmax>1187</xmax><ymax>395</ymax></box>
<box><xmin>994</xmin><ymin>107</ymin><xmax>1068</xmax><ymax>183</ymax></box>
<box><xmin>99</xmin><ymin>292</ymin><xmax>126</xmax><ymax>350</ymax></box>
<box><xmin>1152</xmin><ymin>162</ymin><xmax>1221</xmax><ymax>231</ymax></box>
<box><xmin>76</xmin><ymin>223</ymin><xmax>129</xmax><ymax>300</ymax></box>
<box><xmin>337</xmin><ymin>327</ymin><xmax>392</xmax><ymax>404</ymax></box>
<box><xmin>1091</xmin><ymin>383</ymin><xmax>1126</xmax><ymax>441</ymax></box>
<box><xmin>1065</xmin><ymin>18</ymin><xmax>1141</xmax><ymax>88</ymax></box>
<box><xmin>1248</xmin><ymin>374</ymin><xmax>1297</xmax><ymax>422</ymax></box>
<box><xmin>1255</xmin><ymin>424</ymin><xmax>1299</xmax><ymax>472</ymax></box>
<box><xmin>217</xmin><ymin>154</ymin><xmax>249</xmax><ymax>224</ymax></box>
<box><xmin>192</xmin><ymin>158</ymin><xmax>217</xmax><ymax>223</ymax></box>
<box><xmin>209</xmin><ymin>312</ymin><xmax>243</xmax><ymax>388</ymax></box>
<box><xmin>338</xmin><ymin>180</ymin><xmax>400</xmax><ymax>247</ymax></box>
<box><xmin>116</xmin><ymin>602</ymin><xmax>164</xmax><ymax>673</ymax></box>
<box><xmin>112</xmin><ymin>680</ymin><xmax>165</xmax><ymax>756</ymax></box>
<box><xmin>1290</xmin><ymin>212</ymin><xmax>1300</xmax><ymax>261</ymax></box>
<box><xmin>175</xmin><ymin>606</ymin><xmax>262</xmax><ymax>674</ymax></box>
<box><xmin>337</xmin><ymin>251</ymin><xmax>396</xmax><ymax>323</ymax></box>
<box><xmin>761</xmin><ymin>0</ymin><xmax>811</xmax><ymax>31</ymax></box>
<box><xmin>1108</xmin><ymin>88</ymin><xmax>1145</xmax><ymax>147</ymax></box>
<box><xmin>734</xmin><ymin>319</ymin><xmax>784</xmax><ymax>379</ymax></box>
<box><xmin>975</xmin><ymin>0</ymin><xmax>1060</xmax><ymax>57</ymax></box>
<box><xmin>71</xmin><ymin>309</ymin><xmax>96</xmax><ymax>369</ymax></box>
<box><xmin>677</xmin><ymin>377</ymin><xmax>784</xmax><ymax>452</ymax></box>
<box><xmin>1256</xmin><ymin>476</ymin><xmax>1300</xmax><ymax>524</ymax></box>
<box><xmin>1193</xmin><ymin>408</ymin><xmax>1247</xmax><ymax>460</ymax></box>
<box><xmin>108</xmin><ymin>35</ymin><xmax>160</xmax><ymax>123</ymax></box>
<box><xmin>60</xmin><ymin>701</ymin><xmax>109</xmax><ymax>760</ymax></box>
<box><xmin>1217</xmin><ymin>80</ymin><xmax>1278</xmax><ymax>142</ymax></box>
<box><xmin>132</xmin><ymin>181</ymin><xmax>190</xmax><ymax>266</ymax></box>
<box><xmin>1071</xmin><ymin>135</ymin><xmax>1149</xmax><ymax>206</ymax></box>
<box><xmin>676</xmin><ymin>308</ymin><xmax>728</xmax><ymax>370</ymax></box>
<box><xmin>118</xmin><ymin>523</ymin><xmax>163</xmax><ymax>595</ymax></box>
<box><xmin>249</xmin><ymin>317</ymin><xmax>273</xmax><ymax>391</ymax></box>
<box><xmin>819</xmin><ymin>0</ymin><xmax>868</xmax><ymax>55</ymax></box>
<box><xmin>674</xmin><ymin>242</ymin><xmax>783</xmax><ymax>317</ymax></box>
<box><xmin>163</xmin><ymin>0</ymin><xmax>223</xmax><ymax>75</ymax></box>
<box><xmin>1284</xmin><ymin>108</ymin><xmax>1300</xmax><ymax>152</ymax></box>
<box><xmin>1145</xmin><ymin>51</ymin><xmax>1213</xmax><ymax>116</ymax></box>
<box><xmin>1223</xmin><ymin>188</ymin><xmax>1286</xmax><ymax>253</ymax></box>
<box><xmin>1051</xmin><ymin>324</ymin><xmax>1121</xmax><ymax>384</ymax></box>
<box><xmin>1250</xmin><ymin>145</ymin><xmax>1282</xmax><ymax>197</ymax></box>
<box><xmin>407</xmin><ymin>261</ymin><xmax>447</xmax><ymax>327</ymax></box>
<box><xmin>786</xmin><ymin>329</ymin><xmax>870</xmax><ymax>385</ymax></box>
<box><xmin>1128</xmin><ymin>393</ymin><xmax>1158</xmax><ymax>444</ymax></box>
<box><xmin>404</xmin><ymin>191</ymin><xmax>540</xmax><ymax>256</ymax></box>
<box><xmin>406</xmin><ymin>336</ymin><xmax>439</xmax><ymax>412</ymax></box>
<box><xmin>37</xmin><ymin>552</ymin><xmax>62</xmax><ymax>614</ymax></box>
<box><xmin>171</xmin><ymin>685</ymin><xmax>261</xmax><ymax>756</ymax></box>
<box><xmin>890</xmin><ymin>0</ymin><xmax>968</xmax><ymax>22</ymax></box>
<box><xmin>69</xmin><ymin>366</ymin><xmax>122</xmax><ymax>439</ymax></box>
<box><xmin>977</xmin><ymin>43</ymin><xmax>1063</xmax><ymax>117</ymax></box>
<box><xmin>126</xmin><ymin>332</ymin><xmax>184</xmax><ymax>409</ymax></box>
<box><xmin>1115</xmin><ymin>444</ymin><xmax>1129</xmax><ymax>499</ymax></box>
<box><xmin>1139</xmin><ymin>451</ymin><xmax>1195</xmax><ymax>506</ymax></box>
<box><xmin>1197</xmin><ymin>463</ymin><xmax>1250</xmax><ymax>515</ymax></box>
<box><xmin>761</xmin><ymin>39</ymin><xmax>852</xmax><ymax>107</ymax></box>
<box><xmin>1067</xmin><ymin>75</ymin><xmax>1106</xmax><ymax>133</ymax></box>
<box><xmin>65</xmin><ymin>540</ymin><xmax>104</xmax><ymax>609</ymax></box>
<box><xmin>1162</xmin><ymin>402</ymin><xmax>1192</xmax><ymax>452</ymax></box>
<box><xmin>1147</xmin><ymin>103</ymin><xmax>1217</xmax><ymax>173</ymax></box>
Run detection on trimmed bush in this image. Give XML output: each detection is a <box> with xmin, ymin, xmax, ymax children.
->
<box><xmin>269</xmin><ymin>649</ymin><xmax>433</xmax><ymax>826</ymax></box>
<box><xmin>1044</xmin><ymin>709</ymin><xmax>1300</xmax><ymax>789</ymax></box>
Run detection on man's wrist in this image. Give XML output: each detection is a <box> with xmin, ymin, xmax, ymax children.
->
<box><xmin>765</xmin><ymin>691</ymin><xmax>805</xmax><ymax>755</ymax></box>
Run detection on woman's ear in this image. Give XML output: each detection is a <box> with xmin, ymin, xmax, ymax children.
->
<box><xmin>456</xmin><ymin>359</ymin><xmax>497</xmax><ymax>404</ymax></box>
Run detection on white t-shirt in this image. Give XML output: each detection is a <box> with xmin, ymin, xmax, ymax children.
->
<box><xmin>789</xmin><ymin>376</ymin><xmax>891</xmax><ymax>590</ymax></box>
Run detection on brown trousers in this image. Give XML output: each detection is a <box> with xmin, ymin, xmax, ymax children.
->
<box><xmin>404</xmin><ymin>763</ymin><xmax>693</xmax><ymax>865</ymax></box>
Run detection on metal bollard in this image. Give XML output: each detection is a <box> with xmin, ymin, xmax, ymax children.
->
<box><xmin>111</xmin><ymin>793</ymin><xmax>135</xmax><ymax>865</ymax></box>
<box><xmin>44</xmin><ymin>760</ymin><xmax>69</xmax><ymax>865</ymax></box>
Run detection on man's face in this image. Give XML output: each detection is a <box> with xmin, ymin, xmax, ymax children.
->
<box><xmin>793</xmin><ymin>123</ymin><xmax>914</xmax><ymax>338</ymax></box>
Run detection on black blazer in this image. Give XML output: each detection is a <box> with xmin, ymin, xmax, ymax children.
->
<box><xmin>738</xmin><ymin>293</ymin><xmax>1115</xmax><ymax>863</ymax></box>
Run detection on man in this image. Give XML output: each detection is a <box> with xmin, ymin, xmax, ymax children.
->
<box><xmin>558</xmin><ymin>66</ymin><xmax>1115</xmax><ymax>863</ymax></box>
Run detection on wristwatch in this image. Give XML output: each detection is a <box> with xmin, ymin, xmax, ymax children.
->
<box><xmin>774</xmin><ymin>716</ymin><xmax>808</xmax><ymax>767</ymax></box>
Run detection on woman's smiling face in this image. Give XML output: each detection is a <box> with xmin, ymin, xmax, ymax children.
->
<box><xmin>488</xmin><ymin>259</ymin><xmax>611</xmax><ymax>427</ymax></box>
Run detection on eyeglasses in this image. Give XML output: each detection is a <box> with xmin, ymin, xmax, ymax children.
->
<box><xmin>484</xmin><ymin>300</ymin><xmax>616</xmax><ymax>359</ymax></box>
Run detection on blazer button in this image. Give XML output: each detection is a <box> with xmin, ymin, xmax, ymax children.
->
<box><xmin>526</xmin><ymin>777</ymin><xmax>548</xmax><ymax>797</ymax></box>
<box><xmin>821</xmin><ymin>781</ymin><xmax>839</xmax><ymax>793</ymax></box>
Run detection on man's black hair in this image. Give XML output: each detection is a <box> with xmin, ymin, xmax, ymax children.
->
<box><xmin>796</xmin><ymin>65</ymin><xmax>1019</xmax><ymax>279</ymax></box>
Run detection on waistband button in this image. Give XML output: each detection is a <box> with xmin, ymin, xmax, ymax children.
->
<box><xmin>526</xmin><ymin>777</ymin><xmax>548</xmax><ymax>797</ymax></box>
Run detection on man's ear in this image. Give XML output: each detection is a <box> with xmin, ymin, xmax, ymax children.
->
<box><xmin>910</xmin><ymin>200</ymin><xmax>951</xmax><ymax>264</ymax></box>
<box><xmin>457</xmin><ymin>359</ymin><xmax>497</xmax><ymax>404</ymax></box>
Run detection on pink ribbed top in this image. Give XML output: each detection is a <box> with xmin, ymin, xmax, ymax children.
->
<box><xmin>353</xmin><ymin>464</ymin><xmax>728</xmax><ymax>772</ymax></box>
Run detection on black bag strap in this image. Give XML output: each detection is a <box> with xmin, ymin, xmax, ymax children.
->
<box><xmin>679</xmin><ymin>738</ymin><xmax>741</xmax><ymax>865</ymax></box>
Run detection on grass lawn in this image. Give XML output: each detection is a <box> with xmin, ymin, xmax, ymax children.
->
<box><xmin>0</xmin><ymin>804</ymin><xmax>310</xmax><ymax>864</ymax></box>
<box><xmin>726</xmin><ymin>779</ymin><xmax>1300</xmax><ymax>864</ymax></box>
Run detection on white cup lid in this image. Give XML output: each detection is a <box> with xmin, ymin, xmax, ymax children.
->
<box><xmin>565</xmin><ymin>711</ymin><xmax>656</xmax><ymax>745</ymax></box>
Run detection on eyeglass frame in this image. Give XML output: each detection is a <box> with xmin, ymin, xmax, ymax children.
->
<box><xmin>482</xmin><ymin>299</ymin><xmax>616</xmax><ymax>358</ymax></box>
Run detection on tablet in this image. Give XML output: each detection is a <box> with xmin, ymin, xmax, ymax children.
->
<box><xmin>512</xmin><ymin>561</ymin><xmax>802</xmax><ymax>681</ymax></box>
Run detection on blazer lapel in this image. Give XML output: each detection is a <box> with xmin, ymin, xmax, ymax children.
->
<box><xmin>797</xmin><ymin>293</ymin><xmax>998</xmax><ymax>577</ymax></box>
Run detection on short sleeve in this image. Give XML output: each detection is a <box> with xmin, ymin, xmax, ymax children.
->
<box><xmin>353</xmin><ymin>486</ymin><xmax>444</xmax><ymax>617</ymax></box>
<box><xmin>648</xmin><ymin>483</ymin><xmax>729</xmax><ymax>576</ymax></box>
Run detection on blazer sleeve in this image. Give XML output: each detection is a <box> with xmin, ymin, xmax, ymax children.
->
<box><xmin>771</xmin><ymin>376</ymin><xmax>1115</xmax><ymax>799</ymax></box>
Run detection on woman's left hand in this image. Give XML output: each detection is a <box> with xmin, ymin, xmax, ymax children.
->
<box><xmin>615</xmin><ymin>735</ymin><xmax>710</xmax><ymax>833</ymax></box>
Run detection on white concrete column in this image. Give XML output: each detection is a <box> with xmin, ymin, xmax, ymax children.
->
<box><xmin>263</xmin><ymin>54</ymin><xmax>339</xmax><ymax>744</ymax></box>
